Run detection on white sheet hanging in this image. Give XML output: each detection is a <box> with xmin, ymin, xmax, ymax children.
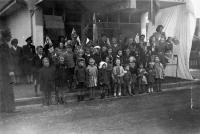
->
<box><xmin>147</xmin><ymin>0</ymin><xmax>197</xmax><ymax>80</ymax></box>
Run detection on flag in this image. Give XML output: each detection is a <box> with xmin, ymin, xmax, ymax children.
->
<box><xmin>135</xmin><ymin>33</ymin><xmax>139</xmax><ymax>43</ymax></box>
<box><xmin>44</xmin><ymin>35</ymin><xmax>52</xmax><ymax>46</ymax></box>
<box><xmin>77</xmin><ymin>36</ymin><xmax>82</xmax><ymax>45</ymax></box>
<box><xmin>93</xmin><ymin>13</ymin><xmax>98</xmax><ymax>43</ymax></box>
<box><xmin>71</xmin><ymin>28</ymin><xmax>77</xmax><ymax>37</ymax></box>
<box><xmin>86</xmin><ymin>38</ymin><xmax>90</xmax><ymax>44</ymax></box>
<box><xmin>149</xmin><ymin>0</ymin><xmax>160</xmax><ymax>25</ymax></box>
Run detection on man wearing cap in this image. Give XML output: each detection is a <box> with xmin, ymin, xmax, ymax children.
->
<box><xmin>22</xmin><ymin>36</ymin><xmax>36</xmax><ymax>84</ymax></box>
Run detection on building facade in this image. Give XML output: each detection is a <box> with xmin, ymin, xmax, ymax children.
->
<box><xmin>0</xmin><ymin>0</ymin><xmax>185</xmax><ymax>46</ymax></box>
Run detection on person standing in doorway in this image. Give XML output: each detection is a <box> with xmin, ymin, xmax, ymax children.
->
<box><xmin>22</xmin><ymin>37</ymin><xmax>36</xmax><ymax>84</ymax></box>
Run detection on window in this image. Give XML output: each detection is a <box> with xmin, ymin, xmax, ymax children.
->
<box><xmin>120</xmin><ymin>13</ymin><xmax>129</xmax><ymax>23</ymax></box>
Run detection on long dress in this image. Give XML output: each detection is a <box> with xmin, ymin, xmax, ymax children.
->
<box><xmin>0</xmin><ymin>43</ymin><xmax>15</xmax><ymax>113</ymax></box>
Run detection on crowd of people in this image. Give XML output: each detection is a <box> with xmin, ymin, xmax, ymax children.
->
<box><xmin>10</xmin><ymin>25</ymin><xmax>178</xmax><ymax>106</ymax></box>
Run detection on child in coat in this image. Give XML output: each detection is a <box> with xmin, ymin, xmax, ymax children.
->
<box><xmin>147</xmin><ymin>62</ymin><xmax>156</xmax><ymax>93</ymax></box>
<box><xmin>39</xmin><ymin>57</ymin><xmax>55</xmax><ymax>106</ymax></box>
<box><xmin>74</xmin><ymin>58</ymin><xmax>87</xmax><ymax>101</ymax></box>
<box><xmin>32</xmin><ymin>46</ymin><xmax>44</xmax><ymax>96</ymax></box>
<box><xmin>98</xmin><ymin>61</ymin><xmax>110</xmax><ymax>99</ymax></box>
<box><xmin>123</xmin><ymin>65</ymin><xmax>133</xmax><ymax>96</ymax></box>
<box><xmin>113</xmin><ymin>58</ymin><xmax>125</xmax><ymax>97</ymax></box>
<box><xmin>105</xmin><ymin>56</ymin><xmax>113</xmax><ymax>96</ymax></box>
<box><xmin>86</xmin><ymin>58</ymin><xmax>98</xmax><ymax>100</ymax></box>
<box><xmin>55</xmin><ymin>56</ymin><xmax>67</xmax><ymax>104</ymax></box>
<box><xmin>129</xmin><ymin>57</ymin><xmax>137</xmax><ymax>94</ymax></box>
<box><xmin>138</xmin><ymin>63</ymin><xmax>148</xmax><ymax>93</ymax></box>
<box><xmin>64</xmin><ymin>45</ymin><xmax>75</xmax><ymax>90</ymax></box>
<box><xmin>154</xmin><ymin>56</ymin><xmax>165</xmax><ymax>92</ymax></box>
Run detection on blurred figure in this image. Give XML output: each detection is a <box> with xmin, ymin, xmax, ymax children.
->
<box><xmin>10</xmin><ymin>38</ymin><xmax>23</xmax><ymax>84</ymax></box>
<box><xmin>0</xmin><ymin>28</ymin><xmax>15</xmax><ymax>113</ymax></box>
<box><xmin>154</xmin><ymin>56</ymin><xmax>165</xmax><ymax>92</ymax></box>
<box><xmin>39</xmin><ymin>57</ymin><xmax>55</xmax><ymax>106</ymax></box>
<box><xmin>86</xmin><ymin>58</ymin><xmax>98</xmax><ymax>100</ymax></box>
<box><xmin>22</xmin><ymin>37</ymin><xmax>35</xmax><ymax>84</ymax></box>
<box><xmin>32</xmin><ymin>46</ymin><xmax>45</xmax><ymax>96</ymax></box>
<box><xmin>74</xmin><ymin>58</ymin><xmax>87</xmax><ymax>101</ymax></box>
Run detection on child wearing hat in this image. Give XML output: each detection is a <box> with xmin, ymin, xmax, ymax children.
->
<box><xmin>91</xmin><ymin>46</ymin><xmax>101</xmax><ymax>66</ymax></box>
<box><xmin>74</xmin><ymin>58</ymin><xmax>87</xmax><ymax>101</ymax></box>
<box><xmin>86</xmin><ymin>58</ymin><xmax>98</xmax><ymax>100</ymax></box>
<box><xmin>154</xmin><ymin>56</ymin><xmax>165</xmax><ymax>92</ymax></box>
<box><xmin>98</xmin><ymin>61</ymin><xmax>111</xmax><ymax>99</ymax></box>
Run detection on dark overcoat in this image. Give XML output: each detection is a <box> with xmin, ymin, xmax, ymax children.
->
<box><xmin>0</xmin><ymin>43</ymin><xmax>15</xmax><ymax>112</ymax></box>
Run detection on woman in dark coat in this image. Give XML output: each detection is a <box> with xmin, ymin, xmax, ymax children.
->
<box><xmin>0</xmin><ymin>29</ymin><xmax>15</xmax><ymax>113</ymax></box>
<box><xmin>10</xmin><ymin>38</ymin><xmax>23</xmax><ymax>84</ymax></box>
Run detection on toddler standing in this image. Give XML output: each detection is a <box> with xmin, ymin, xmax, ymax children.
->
<box><xmin>123</xmin><ymin>65</ymin><xmax>133</xmax><ymax>96</ymax></box>
<box><xmin>138</xmin><ymin>63</ymin><xmax>148</xmax><ymax>93</ymax></box>
<box><xmin>39</xmin><ymin>57</ymin><xmax>55</xmax><ymax>106</ymax></box>
<box><xmin>55</xmin><ymin>56</ymin><xmax>67</xmax><ymax>104</ymax></box>
<box><xmin>74</xmin><ymin>58</ymin><xmax>87</xmax><ymax>101</ymax></box>
<box><xmin>86</xmin><ymin>58</ymin><xmax>98</xmax><ymax>100</ymax></box>
<box><xmin>147</xmin><ymin>62</ymin><xmax>156</xmax><ymax>93</ymax></box>
<box><xmin>154</xmin><ymin>56</ymin><xmax>165</xmax><ymax>92</ymax></box>
<box><xmin>112</xmin><ymin>59</ymin><xmax>125</xmax><ymax>97</ymax></box>
<box><xmin>98</xmin><ymin>61</ymin><xmax>110</xmax><ymax>99</ymax></box>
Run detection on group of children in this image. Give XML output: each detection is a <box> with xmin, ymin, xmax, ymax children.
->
<box><xmin>37</xmin><ymin>34</ymin><xmax>165</xmax><ymax>106</ymax></box>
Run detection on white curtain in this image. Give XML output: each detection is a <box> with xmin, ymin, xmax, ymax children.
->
<box><xmin>147</xmin><ymin>0</ymin><xmax>197</xmax><ymax>80</ymax></box>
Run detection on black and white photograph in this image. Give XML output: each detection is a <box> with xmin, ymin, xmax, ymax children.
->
<box><xmin>0</xmin><ymin>0</ymin><xmax>200</xmax><ymax>133</ymax></box>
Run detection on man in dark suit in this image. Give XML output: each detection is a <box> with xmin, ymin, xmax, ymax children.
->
<box><xmin>0</xmin><ymin>28</ymin><xmax>15</xmax><ymax>113</ymax></box>
<box><xmin>32</xmin><ymin>46</ymin><xmax>45</xmax><ymax>96</ymax></box>
<box><xmin>22</xmin><ymin>37</ymin><xmax>36</xmax><ymax>84</ymax></box>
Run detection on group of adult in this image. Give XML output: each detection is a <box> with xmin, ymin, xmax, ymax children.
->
<box><xmin>0</xmin><ymin>28</ymin><xmax>36</xmax><ymax>113</ymax></box>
